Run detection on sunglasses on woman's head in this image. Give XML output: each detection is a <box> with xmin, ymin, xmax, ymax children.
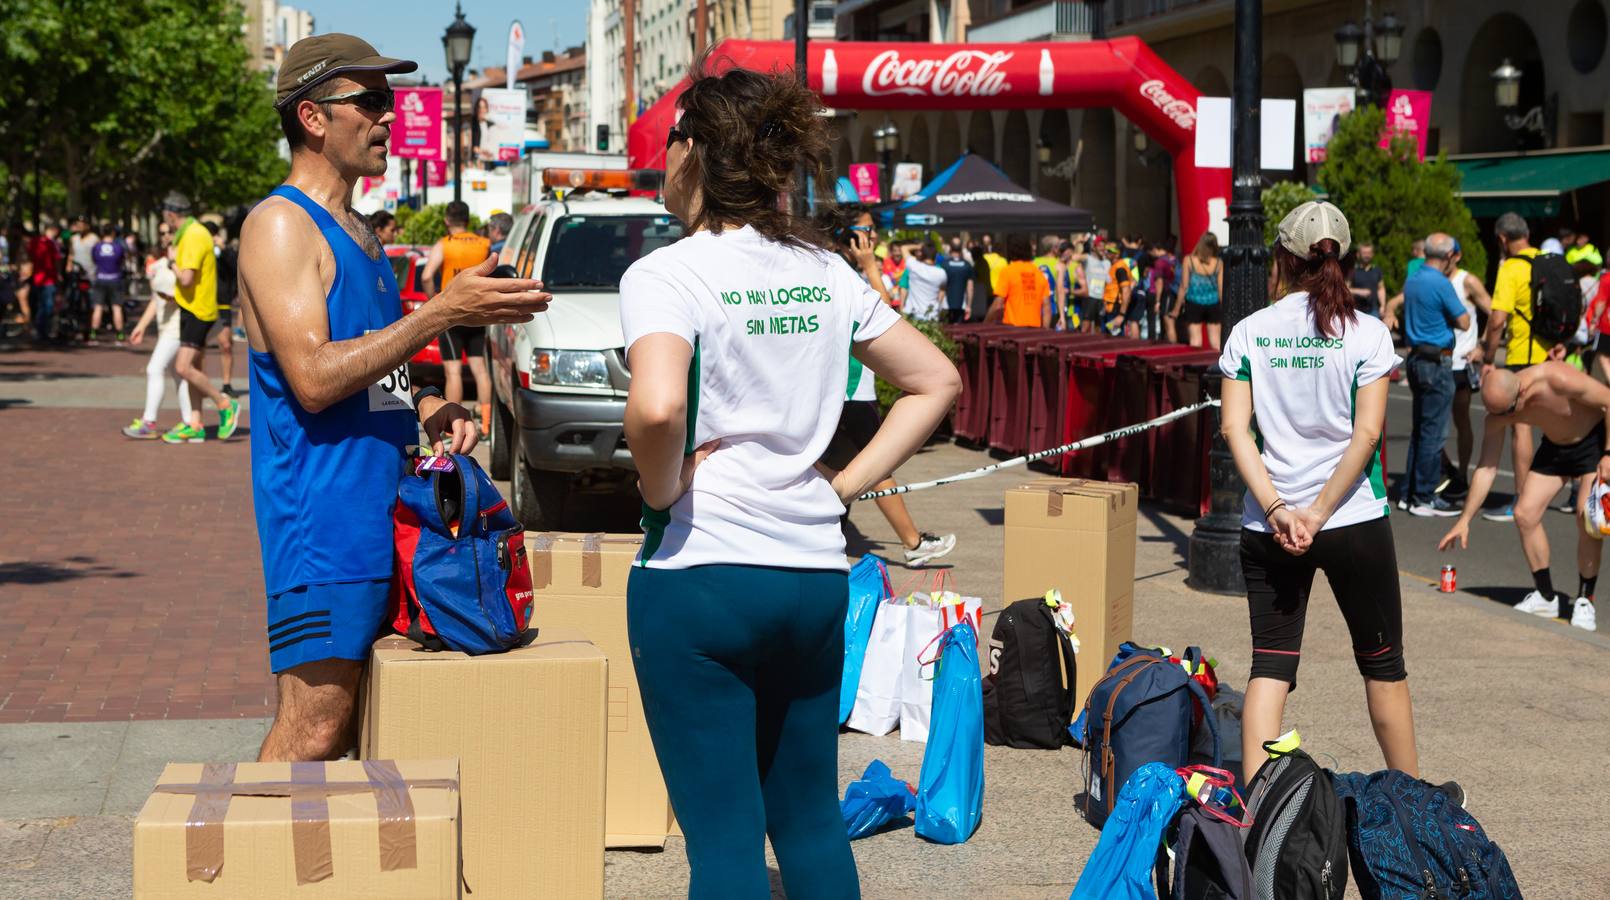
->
<box><xmin>316</xmin><ymin>88</ymin><xmax>395</xmax><ymax>114</ymax></box>
<box><xmin>665</xmin><ymin>125</ymin><xmax>688</xmax><ymax>151</ymax></box>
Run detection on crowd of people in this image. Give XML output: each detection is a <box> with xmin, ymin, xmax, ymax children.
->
<box><xmin>854</xmin><ymin>227</ymin><xmax>1223</xmax><ymax>348</ymax></box>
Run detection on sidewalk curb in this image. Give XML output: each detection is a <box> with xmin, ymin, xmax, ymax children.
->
<box><xmin>1399</xmin><ymin>568</ymin><xmax>1610</xmax><ymax>651</ymax></box>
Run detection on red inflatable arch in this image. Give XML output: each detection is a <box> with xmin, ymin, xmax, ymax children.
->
<box><xmin>628</xmin><ymin>38</ymin><xmax>1230</xmax><ymax>249</ymax></box>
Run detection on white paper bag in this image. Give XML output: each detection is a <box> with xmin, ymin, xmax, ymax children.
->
<box><xmin>898</xmin><ymin>591</ymin><xmax>983</xmax><ymax>743</ymax></box>
<box><xmin>846</xmin><ymin>600</ymin><xmax>908</xmax><ymax>735</ymax></box>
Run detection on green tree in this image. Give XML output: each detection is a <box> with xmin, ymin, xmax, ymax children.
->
<box><xmin>1262</xmin><ymin>181</ymin><xmax>1318</xmax><ymax>246</ymax></box>
<box><xmin>0</xmin><ymin>0</ymin><xmax>287</xmax><ymax>222</ymax></box>
<box><xmin>1317</xmin><ymin>106</ymin><xmax>1486</xmax><ymax>292</ymax></box>
<box><xmin>400</xmin><ymin>204</ymin><xmax>483</xmax><ymax>246</ymax></box>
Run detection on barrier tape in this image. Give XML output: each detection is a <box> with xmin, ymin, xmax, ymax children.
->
<box><xmin>856</xmin><ymin>398</ymin><xmax>1222</xmax><ymax>501</ymax></box>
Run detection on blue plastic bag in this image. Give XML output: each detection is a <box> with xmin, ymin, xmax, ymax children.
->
<box><xmin>840</xmin><ymin>554</ymin><xmax>892</xmax><ymax>724</ymax></box>
<box><xmin>840</xmin><ymin>759</ymin><xmax>916</xmax><ymax>840</ymax></box>
<box><xmin>914</xmin><ymin>620</ymin><xmax>983</xmax><ymax>844</ymax></box>
<box><xmin>1069</xmin><ymin>762</ymin><xmax>1185</xmax><ymax>900</ymax></box>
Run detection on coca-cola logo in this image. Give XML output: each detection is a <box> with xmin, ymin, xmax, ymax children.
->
<box><xmin>863</xmin><ymin>49</ymin><xmax>1013</xmax><ymax>98</ymax></box>
<box><xmin>1139</xmin><ymin>79</ymin><xmax>1196</xmax><ymax>131</ymax></box>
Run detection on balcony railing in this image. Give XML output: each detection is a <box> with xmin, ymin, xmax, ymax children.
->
<box><xmin>967</xmin><ymin>0</ymin><xmax>1096</xmax><ymax>42</ymax></box>
<box><xmin>1110</xmin><ymin>0</ymin><xmax>1216</xmax><ymax>27</ymax></box>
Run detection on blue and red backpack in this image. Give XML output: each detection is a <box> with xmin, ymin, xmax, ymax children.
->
<box><xmin>391</xmin><ymin>453</ymin><xmax>534</xmax><ymax>655</ymax></box>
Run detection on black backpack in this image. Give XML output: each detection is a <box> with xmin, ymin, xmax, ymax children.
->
<box><xmin>982</xmin><ymin>597</ymin><xmax>1078</xmax><ymax>749</ymax></box>
<box><xmin>1169</xmin><ymin>803</ymin><xmax>1255</xmax><ymax>900</ymax></box>
<box><xmin>1513</xmin><ymin>252</ymin><xmax>1582</xmax><ymax>345</ymax></box>
<box><xmin>1242</xmin><ymin>743</ymin><xmax>1348</xmax><ymax>900</ymax></box>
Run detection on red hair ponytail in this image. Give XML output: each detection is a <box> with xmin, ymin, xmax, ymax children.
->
<box><xmin>1276</xmin><ymin>238</ymin><xmax>1355</xmax><ymax>337</ymax></box>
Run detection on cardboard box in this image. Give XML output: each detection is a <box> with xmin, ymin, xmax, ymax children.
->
<box><xmin>133</xmin><ymin>759</ymin><xmax>460</xmax><ymax>899</ymax></box>
<box><xmin>1004</xmin><ymin>478</ymin><xmax>1139</xmax><ymax>716</ymax></box>
<box><xmin>363</xmin><ymin>628</ymin><xmax>606</xmax><ymax>899</ymax></box>
<box><xmin>526</xmin><ymin>532</ymin><xmax>675</xmax><ymax>848</ymax></box>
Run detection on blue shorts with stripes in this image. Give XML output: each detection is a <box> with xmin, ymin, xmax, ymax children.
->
<box><xmin>265</xmin><ymin>578</ymin><xmax>390</xmax><ymax>674</ymax></box>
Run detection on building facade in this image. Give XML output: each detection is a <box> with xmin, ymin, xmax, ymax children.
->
<box><xmin>588</xmin><ymin>0</ymin><xmax>626</xmax><ymax>152</ymax></box>
<box><xmin>241</xmin><ymin>1</ymin><xmax>314</xmax><ymax>80</ymax></box>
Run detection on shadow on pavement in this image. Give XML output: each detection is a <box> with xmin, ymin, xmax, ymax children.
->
<box><xmin>1138</xmin><ymin>504</ymin><xmax>1190</xmax><ymax>569</ymax></box>
<box><xmin>0</xmin><ymin>557</ymin><xmax>140</xmax><ymax>585</ymax></box>
<box><xmin>1460</xmin><ymin>584</ymin><xmax>1538</xmax><ymax>610</ymax></box>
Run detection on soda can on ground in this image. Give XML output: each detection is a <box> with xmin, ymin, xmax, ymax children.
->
<box><xmin>1439</xmin><ymin>565</ymin><xmax>1456</xmax><ymax>593</ymax></box>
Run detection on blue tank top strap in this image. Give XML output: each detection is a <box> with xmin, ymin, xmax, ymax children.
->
<box><xmin>270</xmin><ymin>184</ymin><xmax>343</xmax><ymax>235</ymax></box>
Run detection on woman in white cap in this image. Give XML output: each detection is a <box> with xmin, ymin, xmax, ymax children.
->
<box><xmin>1219</xmin><ymin>201</ymin><xmax>1452</xmax><ymax>797</ymax></box>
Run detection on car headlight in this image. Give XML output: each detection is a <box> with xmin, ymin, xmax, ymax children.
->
<box><xmin>530</xmin><ymin>349</ymin><xmax>610</xmax><ymax>387</ymax></box>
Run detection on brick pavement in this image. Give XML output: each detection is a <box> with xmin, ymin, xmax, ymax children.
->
<box><xmin>3</xmin><ymin>340</ymin><xmax>270</xmax><ymax>723</ymax></box>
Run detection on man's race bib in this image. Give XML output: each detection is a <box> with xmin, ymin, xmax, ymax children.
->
<box><xmin>368</xmin><ymin>362</ymin><xmax>414</xmax><ymax>412</ymax></box>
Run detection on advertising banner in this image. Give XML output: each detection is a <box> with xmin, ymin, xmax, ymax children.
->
<box><xmin>506</xmin><ymin>21</ymin><xmax>524</xmax><ymax>91</ymax></box>
<box><xmin>1302</xmin><ymin>87</ymin><xmax>1355</xmax><ymax>163</ymax></box>
<box><xmin>480</xmin><ymin>87</ymin><xmax>528</xmax><ymax>163</ymax></box>
<box><xmin>416</xmin><ymin>158</ymin><xmax>448</xmax><ymax>189</ymax></box>
<box><xmin>849</xmin><ymin>163</ymin><xmax>882</xmax><ymax>203</ymax></box>
<box><xmin>390</xmin><ymin>87</ymin><xmax>443</xmax><ymax>161</ymax></box>
<box><xmin>1380</xmin><ymin>89</ymin><xmax>1432</xmax><ymax>160</ymax></box>
<box><xmin>891</xmin><ymin>162</ymin><xmax>924</xmax><ymax>200</ymax></box>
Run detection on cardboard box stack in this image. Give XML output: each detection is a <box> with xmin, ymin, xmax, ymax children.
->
<box><xmin>1003</xmin><ymin>478</ymin><xmax>1139</xmax><ymax>715</ymax></box>
<box><xmin>525</xmin><ymin>532</ymin><xmax>675</xmax><ymax>848</ymax></box>
<box><xmin>362</xmin><ymin>627</ymin><xmax>607</xmax><ymax>899</ymax></box>
<box><xmin>133</xmin><ymin>758</ymin><xmax>461</xmax><ymax>899</ymax></box>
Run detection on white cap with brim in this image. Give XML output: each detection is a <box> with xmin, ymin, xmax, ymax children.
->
<box><xmin>1277</xmin><ymin>200</ymin><xmax>1352</xmax><ymax>258</ymax></box>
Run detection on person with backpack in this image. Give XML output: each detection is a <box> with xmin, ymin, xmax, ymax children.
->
<box><xmin>621</xmin><ymin>61</ymin><xmax>959</xmax><ymax>897</ymax></box>
<box><xmin>1218</xmin><ymin>201</ymin><xmax>1430</xmax><ymax>783</ymax></box>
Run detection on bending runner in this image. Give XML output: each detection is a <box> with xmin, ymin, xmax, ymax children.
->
<box><xmin>1437</xmin><ymin>363</ymin><xmax>1602</xmax><ymax>632</ymax></box>
<box><xmin>240</xmin><ymin>34</ymin><xmax>550</xmax><ymax>761</ymax></box>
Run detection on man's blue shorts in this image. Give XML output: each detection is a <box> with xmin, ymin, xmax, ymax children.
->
<box><xmin>265</xmin><ymin>578</ymin><xmax>390</xmax><ymax>674</ymax></box>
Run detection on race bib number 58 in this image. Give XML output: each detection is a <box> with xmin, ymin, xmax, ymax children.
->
<box><xmin>368</xmin><ymin>363</ymin><xmax>414</xmax><ymax>412</ymax></box>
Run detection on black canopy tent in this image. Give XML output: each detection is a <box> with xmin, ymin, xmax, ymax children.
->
<box><xmin>875</xmin><ymin>153</ymin><xmax>1094</xmax><ymax>233</ymax></box>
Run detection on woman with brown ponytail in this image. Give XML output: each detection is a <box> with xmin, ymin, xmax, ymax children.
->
<box><xmin>1218</xmin><ymin>202</ymin><xmax>1453</xmax><ymax>800</ymax></box>
<box><xmin>619</xmin><ymin>57</ymin><xmax>959</xmax><ymax>898</ymax></box>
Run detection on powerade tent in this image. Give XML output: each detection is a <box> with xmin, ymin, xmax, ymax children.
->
<box><xmin>876</xmin><ymin>153</ymin><xmax>1094</xmax><ymax>232</ymax></box>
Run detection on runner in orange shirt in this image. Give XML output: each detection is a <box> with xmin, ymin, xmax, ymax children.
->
<box><xmin>422</xmin><ymin>201</ymin><xmax>493</xmax><ymax>430</ymax></box>
<box><xmin>987</xmin><ymin>234</ymin><xmax>1052</xmax><ymax>328</ymax></box>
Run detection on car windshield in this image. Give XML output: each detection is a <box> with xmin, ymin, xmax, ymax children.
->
<box><xmin>388</xmin><ymin>255</ymin><xmax>412</xmax><ymax>287</ymax></box>
<box><xmin>541</xmin><ymin>214</ymin><xmax>683</xmax><ymax>289</ymax></box>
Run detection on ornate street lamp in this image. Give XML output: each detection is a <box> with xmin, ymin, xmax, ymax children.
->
<box><xmin>1491</xmin><ymin>58</ymin><xmax>1553</xmax><ymax>148</ymax></box>
<box><xmin>1331</xmin><ymin>3</ymin><xmax>1396</xmax><ymax>107</ymax></box>
<box><xmin>1373</xmin><ymin>11</ymin><xmax>1404</xmax><ymax>66</ymax></box>
<box><xmin>443</xmin><ymin>2</ymin><xmax>476</xmax><ymax>203</ymax></box>
<box><xmin>1491</xmin><ymin>59</ymin><xmax>1522</xmax><ymax>109</ymax></box>
<box><xmin>1038</xmin><ymin>138</ymin><xmax>1053</xmax><ymax>165</ymax></box>
<box><xmin>1333</xmin><ymin>20</ymin><xmax>1363</xmax><ymax>69</ymax></box>
<box><xmin>875</xmin><ymin>122</ymin><xmax>898</xmax><ymax>201</ymax></box>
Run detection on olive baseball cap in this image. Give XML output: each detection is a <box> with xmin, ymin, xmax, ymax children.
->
<box><xmin>275</xmin><ymin>34</ymin><xmax>417</xmax><ymax>110</ymax></box>
<box><xmin>1277</xmin><ymin>200</ymin><xmax>1351</xmax><ymax>258</ymax></box>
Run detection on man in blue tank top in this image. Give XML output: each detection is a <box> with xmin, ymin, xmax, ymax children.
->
<box><xmin>237</xmin><ymin>35</ymin><xmax>553</xmax><ymax>762</ymax></box>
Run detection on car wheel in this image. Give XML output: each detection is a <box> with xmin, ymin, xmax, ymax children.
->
<box><xmin>487</xmin><ymin>371</ymin><xmax>512</xmax><ymax>481</ymax></box>
<box><xmin>510</xmin><ymin>440</ymin><xmax>566</xmax><ymax>532</ymax></box>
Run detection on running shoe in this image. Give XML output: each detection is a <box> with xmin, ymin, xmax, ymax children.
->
<box><xmin>161</xmin><ymin>423</ymin><xmax>205</xmax><ymax>444</ymax></box>
<box><xmin>1481</xmin><ymin>504</ymin><xmax>1515</xmax><ymax>522</ymax></box>
<box><xmin>221</xmin><ymin>384</ymin><xmax>238</xmax><ymax>398</ymax></box>
<box><xmin>1512</xmin><ymin>590</ymin><xmax>1560</xmax><ymax>618</ymax></box>
<box><xmin>122</xmin><ymin>418</ymin><xmax>160</xmax><ymax>440</ymax></box>
<box><xmin>217</xmin><ymin>399</ymin><xmax>241</xmax><ymax>441</ymax></box>
<box><xmin>1436</xmin><ymin>781</ymin><xmax>1467</xmax><ymax>809</ymax></box>
<box><xmin>1571</xmin><ymin>597</ymin><xmax>1598</xmax><ymax>632</ymax></box>
<box><xmin>1409</xmin><ymin>497</ymin><xmax>1461</xmax><ymax>517</ymax></box>
<box><xmin>904</xmin><ymin>532</ymin><xmax>957</xmax><ymax>568</ymax></box>
<box><xmin>1555</xmin><ymin>495</ymin><xmax>1577</xmax><ymax>515</ymax></box>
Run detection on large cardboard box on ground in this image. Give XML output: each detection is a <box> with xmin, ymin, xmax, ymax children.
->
<box><xmin>133</xmin><ymin>759</ymin><xmax>460</xmax><ymax>899</ymax></box>
<box><xmin>362</xmin><ymin>628</ymin><xmax>606</xmax><ymax>899</ymax></box>
<box><xmin>1003</xmin><ymin>478</ymin><xmax>1138</xmax><ymax>716</ymax></box>
<box><xmin>525</xmin><ymin>532</ymin><xmax>676</xmax><ymax>848</ymax></box>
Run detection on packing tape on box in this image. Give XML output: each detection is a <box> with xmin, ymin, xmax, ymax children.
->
<box><xmin>1014</xmin><ymin>478</ymin><xmax>1132</xmax><ymax>517</ymax></box>
<box><xmin>857</xmin><ymin>398</ymin><xmax>1220</xmax><ymax>501</ymax></box>
<box><xmin>527</xmin><ymin>533</ymin><xmax>643</xmax><ymax>589</ymax></box>
<box><xmin>153</xmin><ymin>760</ymin><xmax>458</xmax><ymax>886</ymax></box>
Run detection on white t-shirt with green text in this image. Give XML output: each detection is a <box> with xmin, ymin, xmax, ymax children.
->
<box><xmin>1218</xmin><ymin>291</ymin><xmax>1400</xmax><ymax>533</ymax></box>
<box><xmin>621</xmin><ymin>226</ymin><xmax>902</xmax><ymax>570</ymax></box>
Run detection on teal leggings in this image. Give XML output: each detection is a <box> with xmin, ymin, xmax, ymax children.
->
<box><xmin>627</xmin><ymin>564</ymin><xmax>859</xmax><ymax>900</ymax></box>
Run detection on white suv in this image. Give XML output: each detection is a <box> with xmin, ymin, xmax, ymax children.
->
<box><xmin>485</xmin><ymin>186</ymin><xmax>683</xmax><ymax>530</ymax></box>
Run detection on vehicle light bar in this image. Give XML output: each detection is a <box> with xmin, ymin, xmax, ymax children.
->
<box><xmin>541</xmin><ymin>168</ymin><xmax>662</xmax><ymax>192</ymax></box>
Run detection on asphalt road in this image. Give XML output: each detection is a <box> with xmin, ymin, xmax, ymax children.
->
<box><xmin>1381</xmin><ymin>375</ymin><xmax>1594</xmax><ymax>615</ymax></box>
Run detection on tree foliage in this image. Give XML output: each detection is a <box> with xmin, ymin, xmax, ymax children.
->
<box><xmin>1316</xmin><ymin>106</ymin><xmax>1486</xmax><ymax>291</ymax></box>
<box><xmin>400</xmin><ymin>204</ymin><xmax>484</xmax><ymax>246</ymax></box>
<box><xmin>1262</xmin><ymin>181</ymin><xmax>1318</xmax><ymax>247</ymax></box>
<box><xmin>0</xmin><ymin>0</ymin><xmax>288</xmax><ymax>223</ymax></box>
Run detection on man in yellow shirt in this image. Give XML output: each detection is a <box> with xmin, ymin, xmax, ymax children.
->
<box><xmin>1478</xmin><ymin>211</ymin><xmax>1547</xmax><ymax>522</ymax></box>
<box><xmin>163</xmin><ymin>193</ymin><xmax>240</xmax><ymax>444</ymax></box>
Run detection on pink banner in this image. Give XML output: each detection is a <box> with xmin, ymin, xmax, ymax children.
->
<box><xmin>848</xmin><ymin>163</ymin><xmax>881</xmax><ymax>204</ymax></box>
<box><xmin>391</xmin><ymin>87</ymin><xmax>443</xmax><ymax>160</ymax></box>
<box><xmin>415</xmin><ymin>158</ymin><xmax>448</xmax><ymax>189</ymax></box>
<box><xmin>1380</xmin><ymin>89</ymin><xmax>1432</xmax><ymax>161</ymax></box>
<box><xmin>360</xmin><ymin>176</ymin><xmax>383</xmax><ymax>196</ymax></box>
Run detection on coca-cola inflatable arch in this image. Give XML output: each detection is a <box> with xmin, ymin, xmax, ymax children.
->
<box><xmin>628</xmin><ymin>38</ymin><xmax>1230</xmax><ymax>249</ymax></box>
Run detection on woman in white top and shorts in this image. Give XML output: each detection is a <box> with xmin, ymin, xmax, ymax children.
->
<box><xmin>620</xmin><ymin>59</ymin><xmax>960</xmax><ymax>898</ymax></box>
<box><xmin>1220</xmin><ymin>201</ymin><xmax>1446</xmax><ymax>792</ymax></box>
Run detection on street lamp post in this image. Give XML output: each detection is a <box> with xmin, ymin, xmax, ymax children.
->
<box><xmin>1491</xmin><ymin>59</ymin><xmax>1554</xmax><ymax>148</ymax></box>
<box><xmin>443</xmin><ymin>2</ymin><xmax>476</xmax><ymax>204</ymax></box>
<box><xmin>874</xmin><ymin>122</ymin><xmax>899</xmax><ymax>203</ymax></box>
<box><xmin>1333</xmin><ymin>2</ymin><xmax>1402</xmax><ymax>108</ymax></box>
<box><xmin>1187</xmin><ymin>0</ymin><xmax>1266</xmax><ymax>594</ymax></box>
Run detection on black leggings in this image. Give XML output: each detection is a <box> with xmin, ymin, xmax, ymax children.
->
<box><xmin>1240</xmin><ymin>517</ymin><xmax>1406</xmax><ymax>689</ymax></box>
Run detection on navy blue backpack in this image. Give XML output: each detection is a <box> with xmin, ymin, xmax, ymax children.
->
<box><xmin>1082</xmin><ymin>649</ymin><xmax>1219</xmax><ymax>827</ymax></box>
<box><xmin>1331</xmin><ymin>770</ymin><xmax>1521</xmax><ymax>900</ymax></box>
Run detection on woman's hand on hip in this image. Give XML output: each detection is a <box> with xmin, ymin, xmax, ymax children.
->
<box><xmin>640</xmin><ymin>439</ymin><xmax>719</xmax><ymax>510</ymax></box>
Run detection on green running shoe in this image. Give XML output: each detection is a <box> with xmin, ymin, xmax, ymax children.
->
<box><xmin>162</xmin><ymin>423</ymin><xmax>205</xmax><ymax>444</ymax></box>
<box><xmin>217</xmin><ymin>399</ymin><xmax>241</xmax><ymax>441</ymax></box>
